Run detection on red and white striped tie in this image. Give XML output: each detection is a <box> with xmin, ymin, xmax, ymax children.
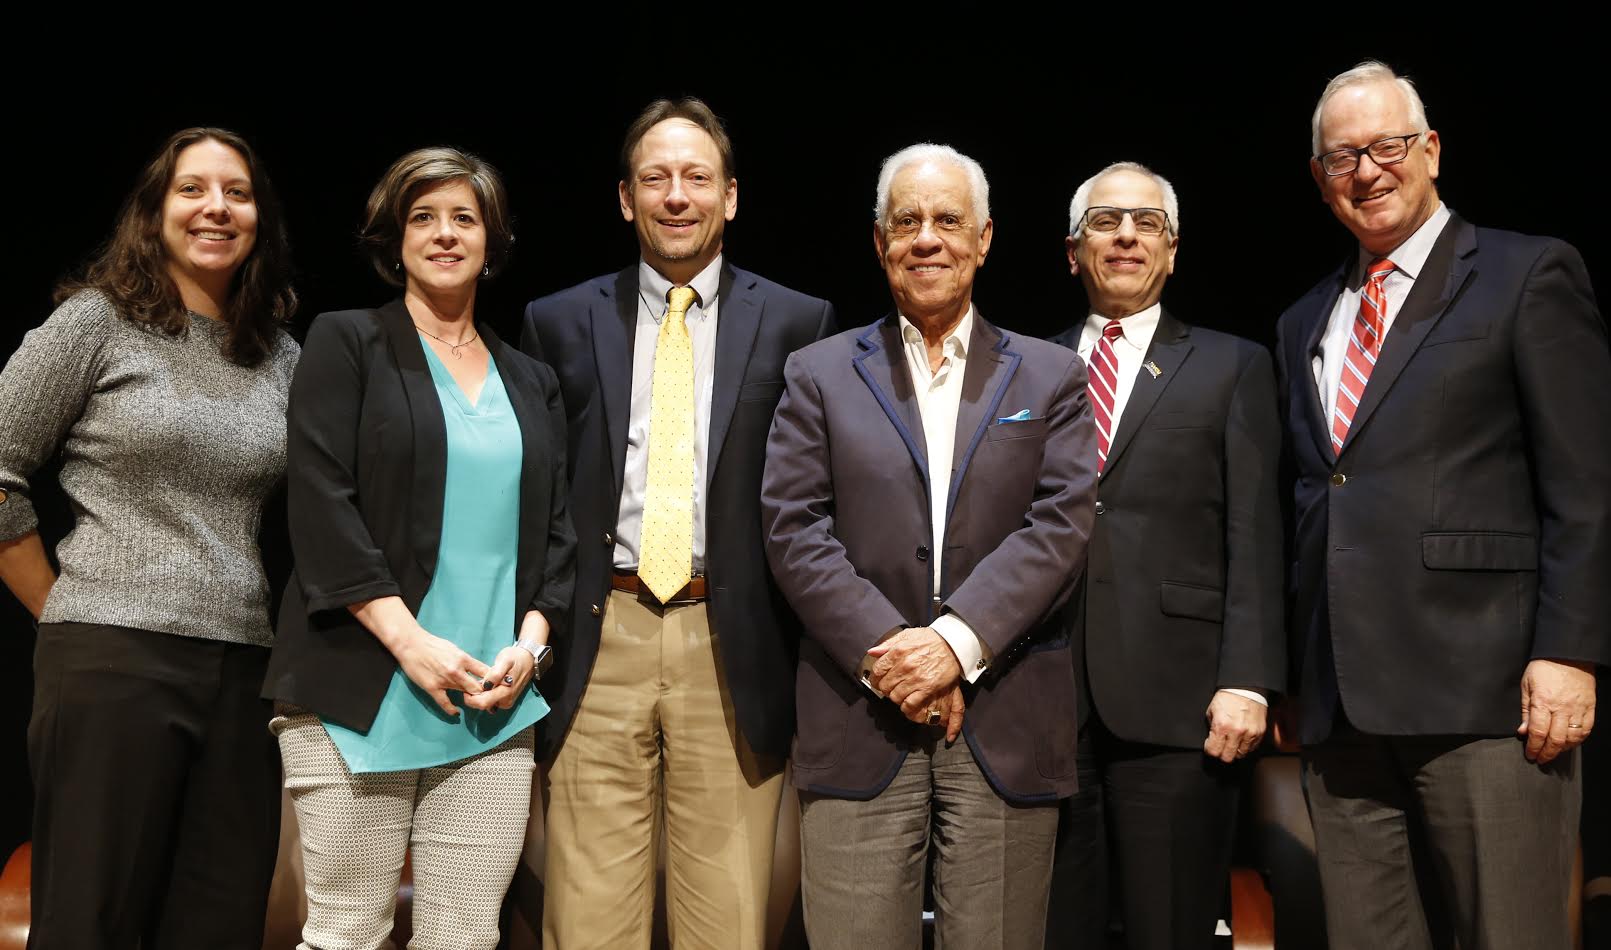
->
<box><xmin>1088</xmin><ymin>321</ymin><xmax>1126</xmax><ymax>473</ymax></box>
<box><xmin>1331</xmin><ymin>257</ymin><xmax>1396</xmax><ymax>452</ymax></box>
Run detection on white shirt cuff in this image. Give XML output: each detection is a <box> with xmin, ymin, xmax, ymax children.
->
<box><xmin>932</xmin><ymin>612</ymin><xmax>991</xmax><ymax>684</ymax></box>
<box><xmin>1220</xmin><ymin>687</ymin><xmax>1268</xmax><ymax>707</ymax></box>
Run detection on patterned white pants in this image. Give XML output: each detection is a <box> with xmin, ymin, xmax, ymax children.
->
<box><xmin>274</xmin><ymin>714</ymin><xmax>535</xmax><ymax>950</ymax></box>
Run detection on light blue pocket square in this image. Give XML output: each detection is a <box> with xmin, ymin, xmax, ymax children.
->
<box><xmin>996</xmin><ymin>409</ymin><xmax>1033</xmax><ymax>424</ymax></box>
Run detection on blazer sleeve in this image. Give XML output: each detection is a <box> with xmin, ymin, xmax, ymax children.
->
<box><xmin>942</xmin><ymin>353</ymin><xmax>1096</xmax><ymax>657</ymax></box>
<box><xmin>530</xmin><ymin>363</ymin><xmax>576</xmax><ymax>632</ymax></box>
<box><xmin>762</xmin><ymin>351</ymin><xmax>908</xmax><ymax>680</ymax></box>
<box><xmin>1215</xmin><ymin>345</ymin><xmax>1287</xmax><ymax>692</ymax></box>
<box><xmin>286</xmin><ymin>313</ymin><xmax>402</xmax><ymax>613</ymax></box>
<box><xmin>1513</xmin><ymin>240</ymin><xmax>1611</xmax><ymax>667</ymax></box>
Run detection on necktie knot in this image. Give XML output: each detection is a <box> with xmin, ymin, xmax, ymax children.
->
<box><xmin>666</xmin><ymin>287</ymin><xmax>698</xmax><ymax>325</ymax></box>
<box><xmin>1102</xmin><ymin>321</ymin><xmax>1125</xmax><ymax>342</ymax></box>
<box><xmin>1366</xmin><ymin>257</ymin><xmax>1396</xmax><ymax>284</ymax></box>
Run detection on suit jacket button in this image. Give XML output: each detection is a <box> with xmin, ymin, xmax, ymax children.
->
<box><xmin>1094</xmin><ymin>501</ymin><xmax>1106</xmax><ymax>515</ymax></box>
<box><xmin>916</xmin><ymin>545</ymin><xmax>929</xmax><ymax>561</ymax></box>
<box><xmin>604</xmin><ymin>532</ymin><xmax>614</xmax><ymax>545</ymax></box>
<box><xmin>1330</xmin><ymin>473</ymin><xmax>1347</xmax><ymax>487</ymax></box>
<box><xmin>590</xmin><ymin>604</ymin><xmax>601</xmax><ymax>616</ymax></box>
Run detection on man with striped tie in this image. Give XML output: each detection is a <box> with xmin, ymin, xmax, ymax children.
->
<box><xmin>1044</xmin><ymin>162</ymin><xmax>1285</xmax><ymax>950</ymax></box>
<box><xmin>1275</xmin><ymin>61</ymin><xmax>1610</xmax><ymax>950</ymax></box>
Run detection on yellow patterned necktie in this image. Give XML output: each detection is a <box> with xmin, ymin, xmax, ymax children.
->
<box><xmin>637</xmin><ymin>286</ymin><xmax>699</xmax><ymax>603</ymax></box>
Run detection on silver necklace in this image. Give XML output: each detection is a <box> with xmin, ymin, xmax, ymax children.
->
<box><xmin>414</xmin><ymin>323</ymin><xmax>479</xmax><ymax>359</ymax></box>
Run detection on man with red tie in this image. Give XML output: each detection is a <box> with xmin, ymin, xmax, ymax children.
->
<box><xmin>1044</xmin><ymin>162</ymin><xmax>1284</xmax><ymax>950</ymax></box>
<box><xmin>1275</xmin><ymin>60</ymin><xmax>1611</xmax><ymax>950</ymax></box>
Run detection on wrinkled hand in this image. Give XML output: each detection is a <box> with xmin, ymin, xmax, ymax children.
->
<box><xmin>1203</xmin><ymin>690</ymin><xmax>1268</xmax><ymax>763</ymax></box>
<box><xmin>463</xmin><ymin>645</ymin><xmax>537</xmax><ymax>712</ymax></box>
<box><xmin>395</xmin><ymin>631</ymin><xmax>492</xmax><ymax>717</ymax></box>
<box><xmin>1271</xmin><ymin>696</ymin><xmax>1302</xmax><ymax>754</ymax></box>
<box><xmin>1518</xmin><ymin>658</ymin><xmax>1597</xmax><ymax>765</ymax></box>
<box><xmin>930</xmin><ymin>681</ymin><xmax>967</xmax><ymax>742</ymax></box>
<box><xmin>867</xmin><ymin>627</ymin><xmax>963</xmax><ymax>718</ymax></box>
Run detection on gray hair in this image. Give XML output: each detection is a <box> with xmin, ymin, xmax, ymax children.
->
<box><xmin>1067</xmin><ymin>161</ymin><xmax>1180</xmax><ymax>241</ymax></box>
<box><xmin>874</xmin><ymin>143</ymin><xmax>990</xmax><ymax>232</ymax></box>
<box><xmin>1310</xmin><ymin>60</ymin><xmax>1430</xmax><ymax>156</ymax></box>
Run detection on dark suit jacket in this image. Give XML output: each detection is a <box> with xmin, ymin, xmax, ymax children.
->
<box><xmin>762</xmin><ymin>313</ymin><xmax>1097</xmax><ymax>804</ymax></box>
<box><xmin>264</xmin><ymin>300</ymin><xmax>577</xmax><ymax>732</ymax></box>
<box><xmin>1275</xmin><ymin>215</ymin><xmax>1611</xmax><ymax>744</ymax></box>
<box><xmin>1050</xmin><ymin>311</ymin><xmax>1285</xmax><ymax>749</ymax></box>
<box><xmin>521</xmin><ymin>263</ymin><xmax>835</xmax><ymax>761</ymax></box>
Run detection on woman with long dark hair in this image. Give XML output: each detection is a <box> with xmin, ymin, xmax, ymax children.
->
<box><xmin>0</xmin><ymin>127</ymin><xmax>298</xmax><ymax>948</ymax></box>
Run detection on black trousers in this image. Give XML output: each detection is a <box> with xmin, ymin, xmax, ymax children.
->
<box><xmin>27</xmin><ymin>622</ymin><xmax>280</xmax><ymax>950</ymax></box>
<box><xmin>1046</xmin><ymin>712</ymin><xmax>1243</xmax><ymax>950</ymax></box>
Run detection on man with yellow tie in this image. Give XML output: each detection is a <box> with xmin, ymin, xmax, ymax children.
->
<box><xmin>522</xmin><ymin>97</ymin><xmax>835</xmax><ymax>950</ymax></box>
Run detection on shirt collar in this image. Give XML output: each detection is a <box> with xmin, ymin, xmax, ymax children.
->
<box><xmin>1085</xmin><ymin>301</ymin><xmax>1162</xmax><ymax>349</ymax></box>
<box><xmin>639</xmin><ymin>254</ymin><xmax>723</xmax><ymax>320</ymax></box>
<box><xmin>899</xmin><ymin>306</ymin><xmax>974</xmax><ymax>360</ymax></box>
<box><xmin>1354</xmin><ymin>201</ymin><xmax>1450</xmax><ymax>284</ymax></box>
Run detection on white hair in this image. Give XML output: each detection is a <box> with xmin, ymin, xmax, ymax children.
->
<box><xmin>1310</xmin><ymin>60</ymin><xmax>1430</xmax><ymax>156</ymax></box>
<box><xmin>1066</xmin><ymin>161</ymin><xmax>1180</xmax><ymax>241</ymax></box>
<box><xmin>874</xmin><ymin>143</ymin><xmax>990</xmax><ymax>232</ymax></box>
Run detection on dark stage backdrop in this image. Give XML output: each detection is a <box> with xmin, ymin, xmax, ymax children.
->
<box><xmin>3</xmin><ymin>37</ymin><xmax>1605</xmax><ymax>857</ymax></box>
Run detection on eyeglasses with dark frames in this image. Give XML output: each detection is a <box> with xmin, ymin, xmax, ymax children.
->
<box><xmin>1316</xmin><ymin>132</ymin><xmax>1425</xmax><ymax>177</ymax></box>
<box><xmin>1081</xmin><ymin>206</ymin><xmax>1172</xmax><ymax>236</ymax></box>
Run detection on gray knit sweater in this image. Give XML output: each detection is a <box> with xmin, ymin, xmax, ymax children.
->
<box><xmin>0</xmin><ymin>291</ymin><xmax>299</xmax><ymax>646</ymax></box>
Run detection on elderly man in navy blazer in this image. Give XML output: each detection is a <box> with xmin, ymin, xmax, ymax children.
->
<box><xmin>1277</xmin><ymin>61</ymin><xmax>1611</xmax><ymax>950</ymax></box>
<box><xmin>762</xmin><ymin>143</ymin><xmax>1096</xmax><ymax>949</ymax></box>
<box><xmin>522</xmin><ymin>98</ymin><xmax>835</xmax><ymax>950</ymax></box>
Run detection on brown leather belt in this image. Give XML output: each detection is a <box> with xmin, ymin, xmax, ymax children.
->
<box><xmin>611</xmin><ymin>569</ymin><xmax>708</xmax><ymax>604</ymax></box>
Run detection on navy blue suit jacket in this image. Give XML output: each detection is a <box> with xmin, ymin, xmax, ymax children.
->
<box><xmin>763</xmin><ymin>313</ymin><xmax>1097</xmax><ymax>803</ymax></box>
<box><xmin>522</xmin><ymin>263</ymin><xmax>834</xmax><ymax>761</ymax></box>
<box><xmin>1275</xmin><ymin>215</ymin><xmax>1611</xmax><ymax>744</ymax></box>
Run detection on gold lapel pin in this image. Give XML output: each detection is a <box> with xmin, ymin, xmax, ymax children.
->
<box><xmin>1144</xmin><ymin>360</ymin><xmax>1162</xmax><ymax>379</ymax></box>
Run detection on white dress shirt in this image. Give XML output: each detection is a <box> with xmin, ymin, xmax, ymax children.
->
<box><xmin>860</xmin><ymin>309</ymin><xmax>992</xmax><ymax>696</ymax></box>
<box><xmin>613</xmin><ymin>256</ymin><xmax>721</xmax><ymax>572</ymax></box>
<box><xmin>1312</xmin><ymin>203</ymin><xmax>1452</xmax><ymax>417</ymax></box>
<box><xmin>1077</xmin><ymin>303</ymin><xmax>1266</xmax><ymax>708</ymax></box>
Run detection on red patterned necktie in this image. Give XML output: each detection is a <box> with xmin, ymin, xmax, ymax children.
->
<box><xmin>1088</xmin><ymin>321</ymin><xmax>1126</xmax><ymax>473</ymax></box>
<box><xmin>1331</xmin><ymin>258</ymin><xmax>1396</xmax><ymax>452</ymax></box>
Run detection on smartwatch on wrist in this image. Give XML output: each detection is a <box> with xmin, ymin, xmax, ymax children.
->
<box><xmin>516</xmin><ymin>639</ymin><xmax>553</xmax><ymax>681</ymax></box>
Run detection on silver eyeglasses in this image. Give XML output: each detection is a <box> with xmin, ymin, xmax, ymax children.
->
<box><xmin>1082</xmin><ymin>206</ymin><xmax>1172</xmax><ymax>236</ymax></box>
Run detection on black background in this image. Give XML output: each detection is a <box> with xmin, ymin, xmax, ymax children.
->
<box><xmin>3</xmin><ymin>28</ymin><xmax>1604</xmax><ymax>857</ymax></box>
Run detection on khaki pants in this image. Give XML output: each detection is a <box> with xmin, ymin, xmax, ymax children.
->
<box><xmin>542</xmin><ymin>590</ymin><xmax>785</xmax><ymax>950</ymax></box>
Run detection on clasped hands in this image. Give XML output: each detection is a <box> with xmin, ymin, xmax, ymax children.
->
<box><xmin>394</xmin><ymin>610</ymin><xmax>550</xmax><ymax>717</ymax></box>
<box><xmin>865</xmin><ymin>627</ymin><xmax>966</xmax><ymax>741</ymax></box>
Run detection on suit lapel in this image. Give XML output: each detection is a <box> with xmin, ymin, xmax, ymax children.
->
<box><xmin>592</xmin><ymin>266</ymin><xmax>637</xmax><ymax>500</ymax></box>
<box><xmin>1101</xmin><ymin>310</ymin><xmax>1192</xmax><ymax>477</ymax></box>
<box><xmin>377</xmin><ymin>298</ymin><xmax>448</xmax><ymax>578</ymax></box>
<box><xmin>852</xmin><ymin>317</ymin><xmax>929</xmax><ymax>483</ymax></box>
<box><xmin>1299</xmin><ymin>269</ymin><xmax>1345</xmax><ymax>462</ymax></box>
<box><xmin>1340</xmin><ymin>215</ymin><xmax>1472</xmax><ymax>456</ymax></box>
<box><xmin>708</xmin><ymin>263</ymin><xmax>762</xmax><ymax>477</ymax></box>
<box><xmin>947</xmin><ymin>313</ymin><xmax>1019</xmax><ymax>521</ymax></box>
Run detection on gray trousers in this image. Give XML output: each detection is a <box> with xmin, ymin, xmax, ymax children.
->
<box><xmin>274</xmin><ymin>714</ymin><xmax>535</xmax><ymax>950</ymax></box>
<box><xmin>799</xmin><ymin>735</ymin><xmax>1059</xmax><ymax>950</ymax></box>
<box><xmin>1304</xmin><ymin>726</ymin><xmax>1581</xmax><ymax>950</ymax></box>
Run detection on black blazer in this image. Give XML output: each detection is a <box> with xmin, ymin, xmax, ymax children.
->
<box><xmin>1051</xmin><ymin>312</ymin><xmax>1285</xmax><ymax>749</ymax></box>
<box><xmin>521</xmin><ymin>263</ymin><xmax>834</xmax><ymax>760</ymax></box>
<box><xmin>1275</xmin><ymin>215</ymin><xmax>1611</xmax><ymax>744</ymax></box>
<box><xmin>263</xmin><ymin>299</ymin><xmax>577</xmax><ymax>732</ymax></box>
